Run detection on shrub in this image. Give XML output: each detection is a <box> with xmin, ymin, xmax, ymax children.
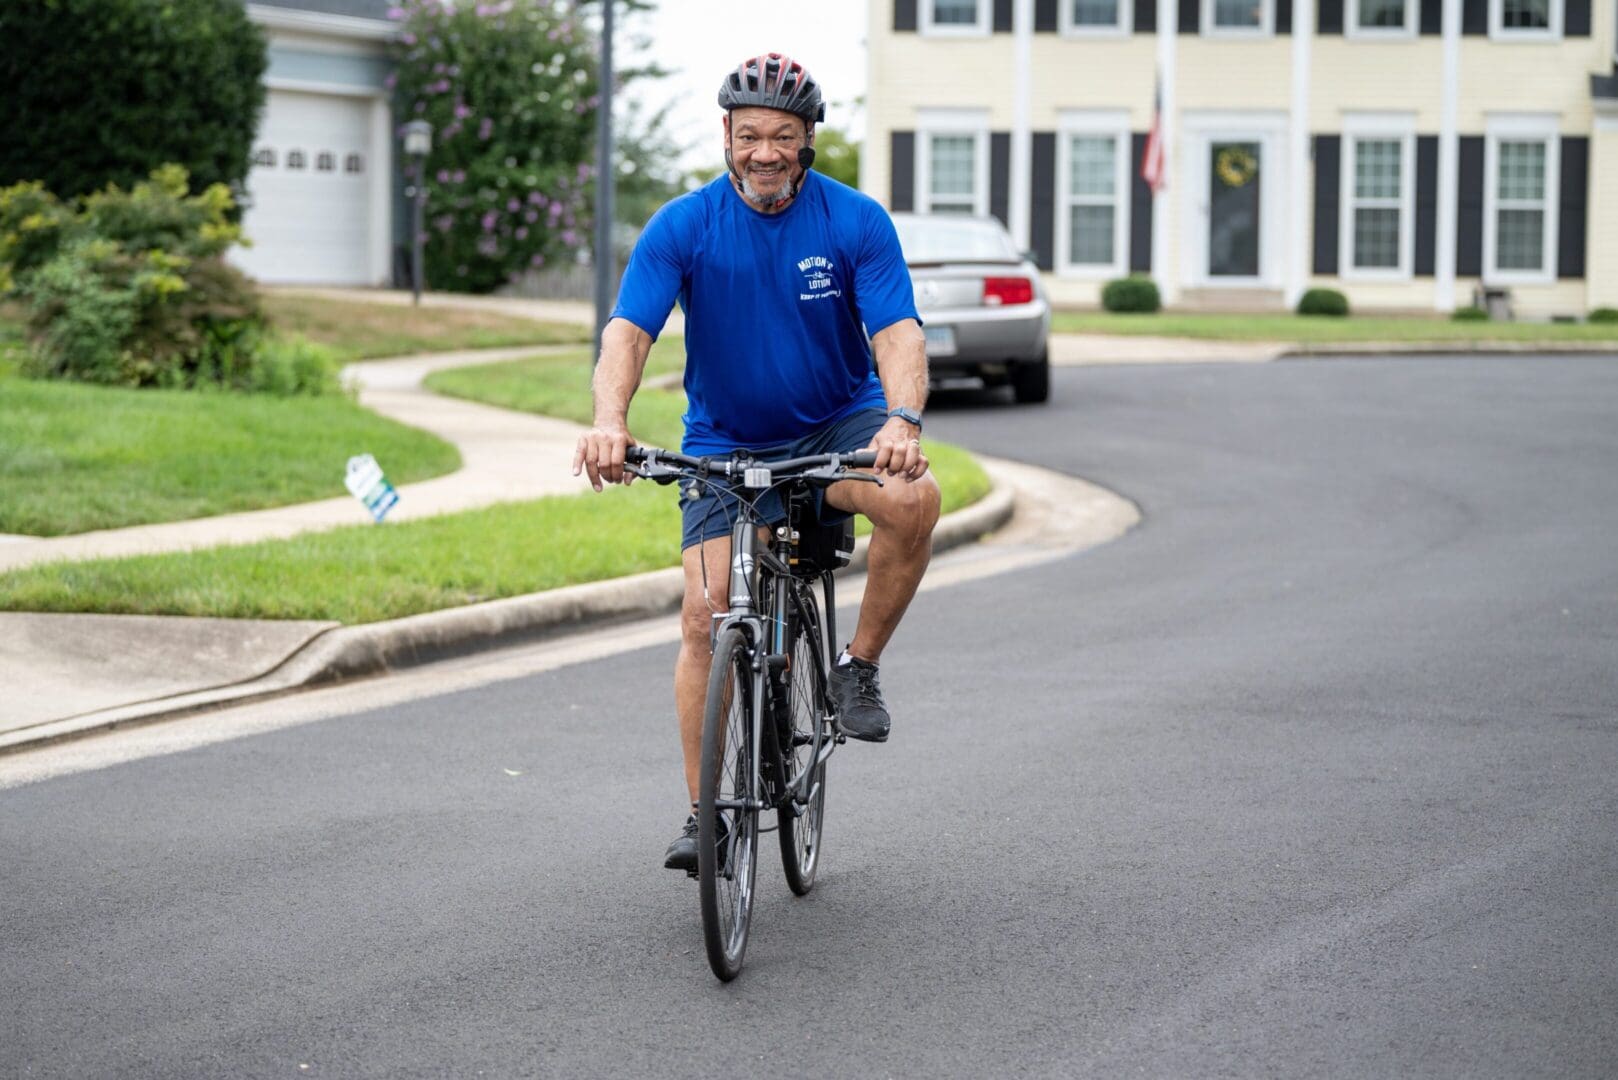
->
<box><xmin>1101</xmin><ymin>276</ymin><xmax>1161</xmax><ymax>313</ymax></box>
<box><xmin>1297</xmin><ymin>288</ymin><xmax>1349</xmax><ymax>317</ymax></box>
<box><xmin>1451</xmin><ymin>306</ymin><xmax>1489</xmax><ymax>322</ymax></box>
<box><xmin>1588</xmin><ymin>307</ymin><xmax>1618</xmax><ymax>324</ymax></box>
<box><xmin>5</xmin><ymin>166</ymin><xmax>331</xmax><ymax>394</ymax></box>
<box><xmin>0</xmin><ymin>182</ymin><xmax>78</xmax><ymax>292</ymax></box>
<box><xmin>390</xmin><ymin>0</ymin><xmax>598</xmax><ymax>293</ymax></box>
<box><xmin>0</xmin><ymin>0</ymin><xmax>267</xmax><ymax>202</ymax></box>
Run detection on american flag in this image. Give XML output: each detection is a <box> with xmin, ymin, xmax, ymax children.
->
<box><xmin>1141</xmin><ymin>77</ymin><xmax>1166</xmax><ymax>195</ymax></box>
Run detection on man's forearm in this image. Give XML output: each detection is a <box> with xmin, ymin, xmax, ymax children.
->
<box><xmin>592</xmin><ymin>318</ymin><xmax>652</xmax><ymax>429</ymax></box>
<box><xmin>872</xmin><ymin>320</ymin><xmax>929</xmax><ymax>414</ymax></box>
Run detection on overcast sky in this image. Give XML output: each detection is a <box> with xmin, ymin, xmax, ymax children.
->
<box><xmin>619</xmin><ymin>0</ymin><xmax>869</xmax><ymax>171</ymax></box>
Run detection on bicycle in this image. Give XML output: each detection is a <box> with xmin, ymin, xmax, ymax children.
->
<box><xmin>626</xmin><ymin>444</ymin><xmax>881</xmax><ymax>981</ymax></box>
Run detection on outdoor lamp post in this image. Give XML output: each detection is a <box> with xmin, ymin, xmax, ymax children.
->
<box><xmin>403</xmin><ymin>119</ymin><xmax>433</xmax><ymax>306</ymax></box>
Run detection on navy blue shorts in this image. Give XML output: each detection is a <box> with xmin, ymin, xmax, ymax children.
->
<box><xmin>678</xmin><ymin>408</ymin><xmax>888</xmax><ymax>550</ymax></box>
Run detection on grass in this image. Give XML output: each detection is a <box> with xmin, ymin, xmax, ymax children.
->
<box><xmin>0</xmin><ymin>342</ymin><xmax>995</xmax><ymax>622</ymax></box>
<box><xmin>0</xmin><ymin>487</ymin><xmax>682</xmax><ymax>623</ymax></box>
<box><xmin>0</xmin><ymin>378</ymin><xmax>459</xmax><ymax>536</ymax></box>
<box><xmin>1050</xmin><ymin>311</ymin><xmax>1618</xmax><ymax>343</ymax></box>
<box><xmin>260</xmin><ymin>292</ymin><xmax>588</xmax><ymax>361</ymax></box>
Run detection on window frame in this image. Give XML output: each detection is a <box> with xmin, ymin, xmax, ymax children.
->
<box><xmin>1201</xmin><ymin>0</ymin><xmax>1275</xmax><ymax>37</ymax></box>
<box><xmin>1488</xmin><ymin>0</ymin><xmax>1563</xmax><ymax>41</ymax></box>
<box><xmin>1338</xmin><ymin>114</ymin><xmax>1417</xmax><ymax>282</ymax></box>
<box><xmin>1482</xmin><ymin>114</ymin><xmax>1560</xmax><ymax>285</ymax></box>
<box><xmin>1055</xmin><ymin>111</ymin><xmax>1131</xmax><ymax>279</ymax></box>
<box><xmin>919</xmin><ymin>0</ymin><xmax>992</xmax><ymax>36</ymax></box>
<box><xmin>1059</xmin><ymin>0</ymin><xmax>1133</xmax><ymax>37</ymax></box>
<box><xmin>915</xmin><ymin>110</ymin><xmax>992</xmax><ymax>217</ymax></box>
<box><xmin>1345</xmin><ymin>0</ymin><xmax>1418</xmax><ymax>39</ymax></box>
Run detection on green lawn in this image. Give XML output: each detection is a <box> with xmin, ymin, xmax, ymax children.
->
<box><xmin>0</xmin><ymin>377</ymin><xmax>459</xmax><ymax>536</ymax></box>
<box><xmin>260</xmin><ymin>292</ymin><xmax>588</xmax><ymax>361</ymax></box>
<box><xmin>1050</xmin><ymin>311</ymin><xmax>1618</xmax><ymax>343</ymax></box>
<box><xmin>0</xmin><ymin>486</ymin><xmax>683</xmax><ymax>622</ymax></box>
<box><xmin>0</xmin><ymin>344</ymin><xmax>995</xmax><ymax>622</ymax></box>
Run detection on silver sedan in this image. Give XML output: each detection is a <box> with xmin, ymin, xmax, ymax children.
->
<box><xmin>891</xmin><ymin>212</ymin><xmax>1051</xmax><ymax>403</ymax></box>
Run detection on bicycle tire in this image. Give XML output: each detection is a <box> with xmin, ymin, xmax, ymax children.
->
<box><xmin>778</xmin><ymin>584</ymin><xmax>829</xmax><ymax>896</ymax></box>
<box><xmin>699</xmin><ymin>626</ymin><xmax>759</xmax><ymax>981</ymax></box>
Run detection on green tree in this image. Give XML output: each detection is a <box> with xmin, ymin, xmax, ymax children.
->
<box><xmin>391</xmin><ymin>0</ymin><xmax>599</xmax><ymax>293</ymax></box>
<box><xmin>811</xmin><ymin>128</ymin><xmax>861</xmax><ymax>190</ymax></box>
<box><xmin>0</xmin><ymin>0</ymin><xmax>267</xmax><ymax>202</ymax></box>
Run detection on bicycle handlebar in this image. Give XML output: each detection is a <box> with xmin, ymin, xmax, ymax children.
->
<box><xmin>625</xmin><ymin>446</ymin><xmax>881</xmax><ymax>483</ymax></box>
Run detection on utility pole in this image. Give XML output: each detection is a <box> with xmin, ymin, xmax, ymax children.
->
<box><xmin>592</xmin><ymin>0</ymin><xmax>614</xmax><ymax>361</ymax></box>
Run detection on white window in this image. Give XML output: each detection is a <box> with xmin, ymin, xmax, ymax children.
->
<box><xmin>1483</xmin><ymin>115</ymin><xmax>1560</xmax><ymax>283</ymax></box>
<box><xmin>1203</xmin><ymin>0</ymin><xmax>1273</xmax><ymax>35</ymax></box>
<box><xmin>916</xmin><ymin>110</ymin><xmax>989</xmax><ymax>215</ymax></box>
<box><xmin>921</xmin><ymin>0</ymin><xmax>991</xmax><ymax>35</ymax></box>
<box><xmin>1061</xmin><ymin>0</ymin><xmax>1131</xmax><ymax>35</ymax></box>
<box><xmin>1057</xmin><ymin>113</ymin><xmax>1130</xmax><ymax>277</ymax></box>
<box><xmin>1347</xmin><ymin>0</ymin><xmax>1416</xmax><ymax>36</ymax></box>
<box><xmin>1489</xmin><ymin>0</ymin><xmax>1562</xmax><ymax>39</ymax></box>
<box><xmin>1340</xmin><ymin>119</ymin><xmax>1416</xmax><ymax>279</ymax></box>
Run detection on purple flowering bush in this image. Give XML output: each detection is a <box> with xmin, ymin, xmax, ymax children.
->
<box><xmin>389</xmin><ymin>0</ymin><xmax>597</xmax><ymax>293</ymax></box>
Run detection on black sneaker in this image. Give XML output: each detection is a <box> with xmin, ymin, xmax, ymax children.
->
<box><xmin>663</xmin><ymin>813</ymin><xmax>730</xmax><ymax>874</ymax></box>
<box><xmin>828</xmin><ymin>654</ymin><xmax>891</xmax><ymax>742</ymax></box>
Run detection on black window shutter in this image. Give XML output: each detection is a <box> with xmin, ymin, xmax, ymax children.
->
<box><xmin>1456</xmin><ymin>135</ymin><xmax>1485</xmax><ymax>276</ymax></box>
<box><xmin>1179</xmin><ymin>0</ymin><xmax>1200</xmax><ymax>33</ymax></box>
<box><xmin>990</xmin><ymin>132</ymin><xmax>1012</xmax><ymax>228</ymax></box>
<box><xmin>1558</xmin><ymin>136</ymin><xmax>1589</xmax><ymax>278</ymax></box>
<box><xmin>994</xmin><ymin>0</ymin><xmax>1014</xmax><ymax>31</ymax></box>
<box><xmin>891</xmin><ymin>131</ymin><xmax>916</xmax><ymax>212</ymax></box>
<box><xmin>1136</xmin><ymin>0</ymin><xmax>1158</xmax><ymax>32</ymax></box>
<box><xmin>1313</xmin><ymin>135</ymin><xmax>1341</xmax><ymax>275</ymax></box>
<box><xmin>1461</xmin><ymin>0</ymin><xmax>1487</xmax><ymax>34</ymax></box>
<box><xmin>1036</xmin><ymin>0</ymin><xmax>1059</xmax><ymax>31</ymax></box>
<box><xmin>1415</xmin><ymin>135</ymin><xmax>1438</xmax><ymax>275</ymax></box>
<box><xmin>895</xmin><ymin>0</ymin><xmax>918</xmax><ymax>31</ymax></box>
<box><xmin>1318</xmin><ymin>0</ymin><xmax>1344</xmax><ymax>34</ymax></box>
<box><xmin>1277</xmin><ymin>0</ymin><xmax>1293</xmax><ymax>33</ymax></box>
<box><xmin>1419</xmin><ymin>0</ymin><xmax>1442</xmax><ymax>33</ymax></box>
<box><xmin>1032</xmin><ymin>132</ymin><xmax>1056</xmax><ymax>271</ymax></box>
<box><xmin>1131</xmin><ymin>133</ymin><xmax>1154</xmax><ymax>273</ymax></box>
<box><xmin>1565</xmin><ymin>0</ymin><xmax>1591</xmax><ymax>35</ymax></box>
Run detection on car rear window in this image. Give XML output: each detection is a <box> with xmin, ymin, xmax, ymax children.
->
<box><xmin>892</xmin><ymin>216</ymin><xmax>1019</xmax><ymax>264</ymax></box>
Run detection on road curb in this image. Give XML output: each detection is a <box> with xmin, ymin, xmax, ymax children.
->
<box><xmin>1281</xmin><ymin>341</ymin><xmax>1618</xmax><ymax>358</ymax></box>
<box><xmin>0</xmin><ymin>476</ymin><xmax>1017</xmax><ymax>756</ymax></box>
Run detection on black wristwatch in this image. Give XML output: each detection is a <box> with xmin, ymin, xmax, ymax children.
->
<box><xmin>887</xmin><ymin>406</ymin><xmax>923</xmax><ymax>432</ymax></box>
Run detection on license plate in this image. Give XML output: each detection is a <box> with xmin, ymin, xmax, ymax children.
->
<box><xmin>924</xmin><ymin>325</ymin><xmax>957</xmax><ymax>357</ymax></box>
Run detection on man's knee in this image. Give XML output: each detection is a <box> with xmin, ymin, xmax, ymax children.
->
<box><xmin>681</xmin><ymin>587</ymin><xmax>725</xmax><ymax>654</ymax></box>
<box><xmin>872</xmin><ymin>475</ymin><xmax>941</xmax><ymax>543</ymax></box>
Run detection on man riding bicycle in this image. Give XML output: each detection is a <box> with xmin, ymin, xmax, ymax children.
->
<box><xmin>571</xmin><ymin>53</ymin><xmax>940</xmax><ymax>872</ymax></box>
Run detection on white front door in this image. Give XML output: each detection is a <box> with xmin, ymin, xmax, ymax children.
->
<box><xmin>233</xmin><ymin>89</ymin><xmax>378</xmax><ymax>286</ymax></box>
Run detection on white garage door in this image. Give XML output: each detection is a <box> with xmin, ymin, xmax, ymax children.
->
<box><xmin>234</xmin><ymin>89</ymin><xmax>377</xmax><ymax>285</ymax></box>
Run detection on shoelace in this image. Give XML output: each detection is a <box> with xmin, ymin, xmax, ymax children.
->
<box><xmin>851</xmin><ymin>664</ymin><xmax>883</xmax><ymax>708</ymax></box>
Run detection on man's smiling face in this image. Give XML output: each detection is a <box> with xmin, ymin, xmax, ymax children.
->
<box><xmin>724</xmin><ymin>107</ymin><xmax>810</xmax><ymax>210</ymax></box>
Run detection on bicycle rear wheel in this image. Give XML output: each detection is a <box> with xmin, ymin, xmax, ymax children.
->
<box><xmin>778</xmin><ymin>584</ymin><xmax>829</xmax><ymax>896</ymax></box>
<box><xmin>699</xmin><ymin>626</ymin><xmax>759</xmax><ymax>981</ymax></box>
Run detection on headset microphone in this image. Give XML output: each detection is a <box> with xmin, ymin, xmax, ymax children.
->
<box><xmin>797</xmin><ymin>146</ymin><xmax>816</xmax><ymax>169</ymax></box>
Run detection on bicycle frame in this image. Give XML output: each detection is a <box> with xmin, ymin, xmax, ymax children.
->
<box><xmin>712</xmin><ymin>498</ymin><xmax>840</xmax><ymax>819</ymax></box>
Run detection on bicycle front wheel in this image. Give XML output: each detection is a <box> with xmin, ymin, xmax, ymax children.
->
<box><xmin>699</xmin><ymin>626</ymin><xmax>760</xmax><ymax>981</ymax></box>
<box><xmin>779</xmin><ymin>585</ymin><xmax>829</xmax><ymax>896</ymax></box>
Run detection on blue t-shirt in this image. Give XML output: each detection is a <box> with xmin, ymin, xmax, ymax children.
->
<box><xmin>609</xmin><ymin>171</ymin><xmax>919</xmax><ymax>454</ymax></box>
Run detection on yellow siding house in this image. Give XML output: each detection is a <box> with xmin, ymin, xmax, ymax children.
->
<box><xmin>866</xmin><ymin>0</ymin><xmax>1618</xmax><ymax>315</ymax></box>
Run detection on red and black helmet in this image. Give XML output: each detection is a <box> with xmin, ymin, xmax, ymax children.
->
<box><xmin>717</xmin><ymin>53</ymin><xmax>825</xmax><ymax>125</ymax></box>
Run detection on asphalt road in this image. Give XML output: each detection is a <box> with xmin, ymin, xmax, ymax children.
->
<box><xmin>5</xmin><ymin>355</ymin><xmax>1617</xmax><ymax>1078</ymax></box>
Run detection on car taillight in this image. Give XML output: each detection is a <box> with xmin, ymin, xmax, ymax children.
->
<box><xmin>982</xmin><ymin>277</ymin><xmax>1033</xmax><ymax>306</ymax></box>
